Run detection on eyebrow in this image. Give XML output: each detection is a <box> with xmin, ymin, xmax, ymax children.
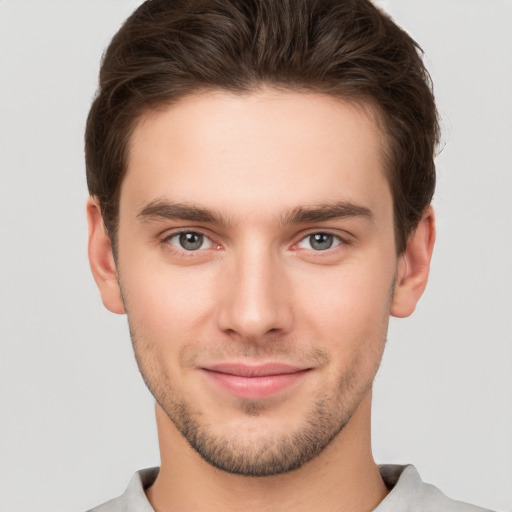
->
<box><xmin>137</xmin><ymin>200</ymin><xmax>223</xmax><ymax>224</ymax></box>
<box><xmin>136</xmin><ymin>199</ymin><xmax>373</xmax><ymax>225</ymax></box>
<box><xmin>282</xmin><ymin>202</ymin><xmax>373</xmax><ymax>224</ymax></box>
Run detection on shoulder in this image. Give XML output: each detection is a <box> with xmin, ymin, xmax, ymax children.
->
<box><xmin>86</xmin><ymin>467</ymin><xmax>159</xmax><ymax>512</ymax></box>
<box><xmin>87</xmin><ymin>496</ymin><xmax>124</xmax><ymax>512</ymax></box>
<box><xmin>376</xmin><ymin>465</ymin><xmax>495</xmax><ymax>512</ymax></box>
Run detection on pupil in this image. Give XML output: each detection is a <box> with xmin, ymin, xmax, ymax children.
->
<box><xmin>310</xmin><ymin>233</ymin><xmax>333</xmax><ymax>250</ymax></box>
<box><xmin>179</xmin><ymin>232</ymin><xmax>203</xmax><ymax>250</ymax></box>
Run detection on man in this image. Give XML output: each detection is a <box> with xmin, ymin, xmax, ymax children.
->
<box><xmin>85</xmin><ymin>0</ymin><xmax>492</xmax><ymax>510</ymax></box>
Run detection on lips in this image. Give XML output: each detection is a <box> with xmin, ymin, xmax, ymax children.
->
<box><xmin>200</xmin><ymin>363</ymin><xmax>310</xmax><ymax>400</ymax></box>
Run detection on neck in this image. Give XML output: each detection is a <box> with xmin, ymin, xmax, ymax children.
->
<box><xmin>146</xmin><ymin>392</ymin><xmax>388</xmax><ymax>512</ymax></box>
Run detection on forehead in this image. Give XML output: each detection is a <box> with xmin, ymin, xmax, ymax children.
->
<box><xmin>123</xmin><ymin>89</ymin><xmax>391</xmax><ymax>223</ymax></box>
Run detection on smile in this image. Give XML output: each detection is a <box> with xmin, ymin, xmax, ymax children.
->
<box><xmin>200</xmin><ymin>363</ymin><xmax>311</xmax><ymax>400</ymax></box>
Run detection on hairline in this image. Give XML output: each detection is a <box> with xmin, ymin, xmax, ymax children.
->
<box><xmin>105</xmin><ymin>85</ymin><xmax>404</xmax><ymax>256</ymax></box>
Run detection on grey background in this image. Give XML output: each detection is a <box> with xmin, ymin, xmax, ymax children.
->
<box><xmin>1</xmin><ymin>1</ymin><xmax>511</xmax><ymax>510</ymax></box>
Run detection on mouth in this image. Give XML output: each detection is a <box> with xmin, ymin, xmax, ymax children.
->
<box><xmin>200</xmin><ymin>363</ymin><xmax>311</xmax><ymax>400</ymax></box>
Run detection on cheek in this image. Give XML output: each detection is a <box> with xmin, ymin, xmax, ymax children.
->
<box><xmin>295</xmin><ymin>259</ymin><xmax>395</xmax><ymax>328</ymax></box>
<box><xmin>292</xmin><ymin>255</ymin><xmax>394</xmax><ymax>375</ymax></box>
<box><xmin>119</xmin><ymin>256</ymin><xmax>218</xmax><ymax>342</ymax></box>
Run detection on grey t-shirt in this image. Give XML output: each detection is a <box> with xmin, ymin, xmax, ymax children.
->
<box><xmin>88</xmin><ymin>465</ymin><xmax>494</xmax><ymax>512</ymax></box>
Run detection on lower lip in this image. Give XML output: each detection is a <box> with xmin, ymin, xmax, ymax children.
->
<box><xmin>202</xmin><ymin>369</ymin><xmax>309</xmax><ymax>400</ymax></box>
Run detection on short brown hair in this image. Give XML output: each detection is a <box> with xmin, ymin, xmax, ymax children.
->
<box><xmin>85</xmin><ymin>0</ymin><xmax>439</xmax><ymax>253</ymax></box>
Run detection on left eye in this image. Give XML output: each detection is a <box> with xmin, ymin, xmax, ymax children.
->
<box><xmin>297</xmin><ymin>233</ymin><xmax>341</xmax><ymax>251</ymax></box>
<box><xmin>166</xmin><ymin>232</ymin><xmax>213</xmax><ymax>251</ymax></box>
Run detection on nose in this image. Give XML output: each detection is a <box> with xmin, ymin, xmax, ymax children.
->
<box><xmin>215</xmin><ymin>245</ymin><xmax>294</xmax><ymax>342</ymax></box>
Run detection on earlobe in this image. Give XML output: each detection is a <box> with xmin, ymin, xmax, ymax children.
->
<box><xmin>390</xmin><ymin>207</ymin><xmax>435</xmax><ymax>318</ymax></box>
<box><xmin>86</xmin><ymin>197</ymin><xmax>126</xmax><ymax>314</ymax></box>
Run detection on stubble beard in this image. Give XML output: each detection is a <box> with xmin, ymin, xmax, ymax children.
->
<box><xmin>147</xmin><ymin>368</ymin><xmax>360</xmax><ymax>477</ymax></box>
<box><xmin>128</xmin><ymin>326</ymin><xmax>384</xmax><ymax>477</ymax></box>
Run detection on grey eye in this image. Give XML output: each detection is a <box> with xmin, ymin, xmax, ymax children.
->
<box><xmin>165</xmin><ymin>231</ymin><xmax>215</xmax><ymax>253</ymax></box>
<box><xmin>297</xmin><ymin>232</ymin><xmax>342</xmax><ymax>251</ymax></box>
<box><xmin>308</xmin><ymin>233</ymin><xmax>334</xmax><ymax>250</ymax></box>
<box><xmin>178</xmin><ymin>232</ymin><xmax>204</xmax><ymax>250</ymax></box>
<box><xmin>169</xmin><ymin>231</ymin><xmax>205</xmax><ymax>251</ymax></box>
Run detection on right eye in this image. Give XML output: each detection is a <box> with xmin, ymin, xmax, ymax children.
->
<box><xmin>165</xmin><ymin>231</ymin><xmax>214</xmax><ymax>251</ymax></box>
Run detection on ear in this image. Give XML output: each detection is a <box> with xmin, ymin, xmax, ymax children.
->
<box><xmin>391</xmin><ymin>207</ymin><xmax>435</xmax><ymax>318</ymax></box>
<box><xmin>86</xmin><ymin>197</ymin><xmax>126</xmax><ymax>314</ymax></box>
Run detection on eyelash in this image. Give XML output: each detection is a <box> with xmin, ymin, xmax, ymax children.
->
<box><xmin>160</xmin><ymin>229</ymin><xmax>349</xmax><ymax>256</ymax></box>
<box><xmin>162</xmin><ymin>230</ymin><xmax>220</xmax><ymax>256</ymax></box>
<box><xmin>295</xmin><ymin>232</ymin><xmax>346</xmax><ymax>252</ymax></box>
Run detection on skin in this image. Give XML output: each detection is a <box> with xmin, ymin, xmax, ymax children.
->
<box><xmin>88</xmin><ymin>89</ymin><xmax>435</xmax><ymax>512</ymax></box>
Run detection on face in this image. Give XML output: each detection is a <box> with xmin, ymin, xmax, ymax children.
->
<box><xmin>111</xmin><ymin>90</ymin><xmax>401</xmax><ymax>475</ymax></box>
